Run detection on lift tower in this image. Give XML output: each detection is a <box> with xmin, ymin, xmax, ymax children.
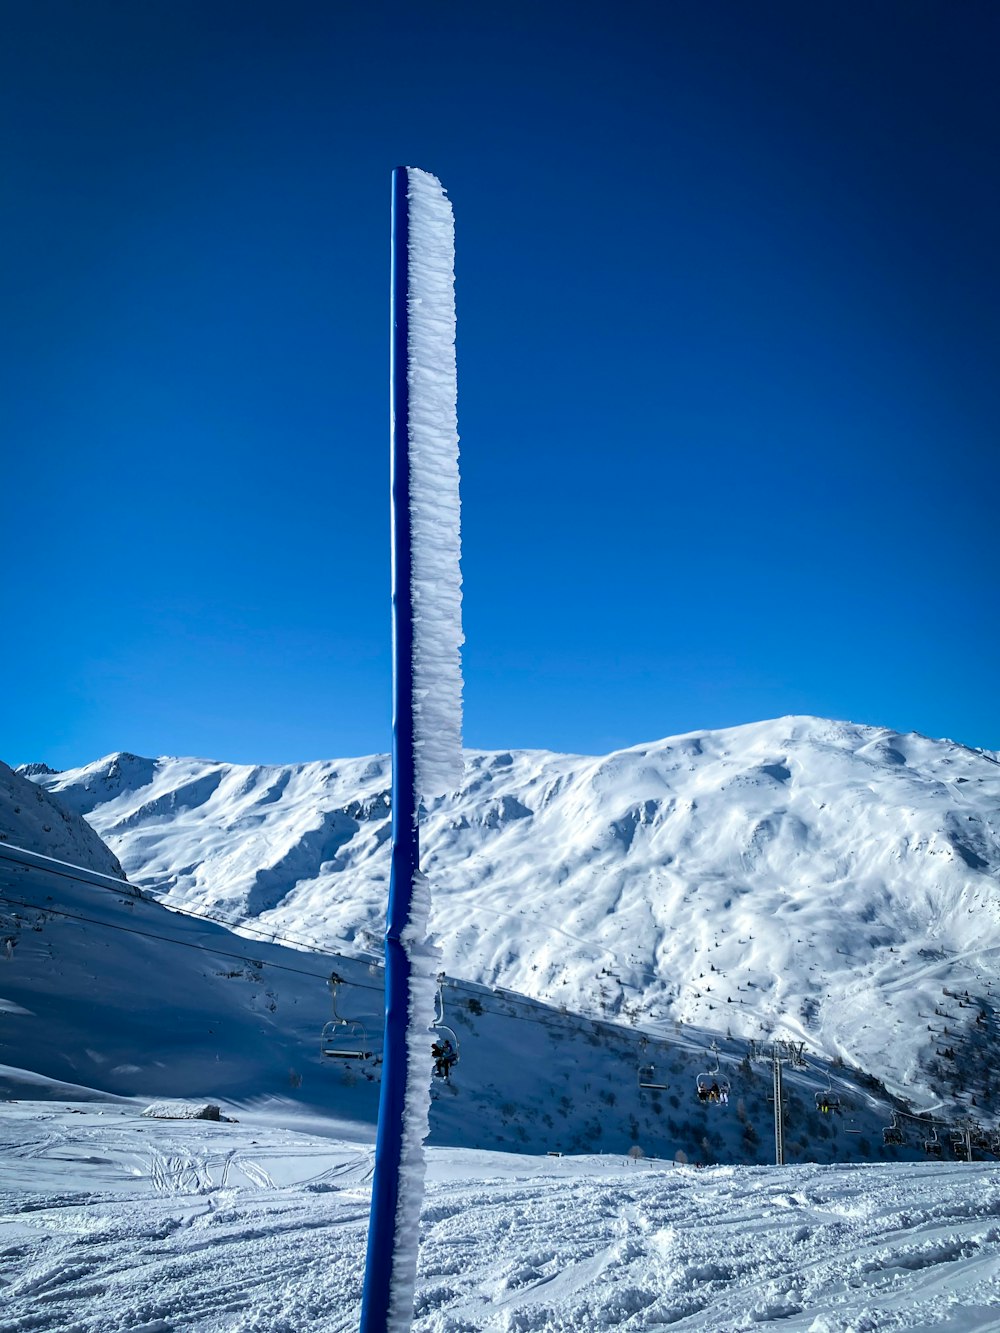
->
<box><xmin>748</xmin><ymin>1039</ymin><xmax>807</xmax><ymax>1165</ymax></box>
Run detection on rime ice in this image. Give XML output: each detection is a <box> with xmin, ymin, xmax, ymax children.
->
<box><xmin>403</xmin><ymin>167</ymin><xmax>464</xmax><ymax>801</ymax></box>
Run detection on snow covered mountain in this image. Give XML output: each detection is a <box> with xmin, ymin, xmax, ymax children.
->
<box><xmin>0</xmin><ymin>759</ymin><xmax>126</xmax><ymax>881</ymax></box>
<box><xmin>18</xmin><ymin>716</ymin><xmax>1000</xmax><ymax>1116</ymax></box>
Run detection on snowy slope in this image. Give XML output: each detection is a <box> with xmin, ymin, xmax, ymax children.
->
<box><xmin>1</xmin><ymin>1099</ymin><xmax>999</xmax><ymax>1332</ymax></box>
<box><xmin>20</xmin><ymin>717</ymin><xmax>1000</xmax><ymax>1116</ymax></box>
<box><xmin>0</xmin><ymin>842</ymin><xmax>927</xmax><ymax>1167</ymax></box>
<box><xmin>1</xmin><ymin>759</ymin><xmax>126</xmax><ymax>881</ymax></box>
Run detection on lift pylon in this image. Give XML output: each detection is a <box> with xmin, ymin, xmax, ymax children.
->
<box><xmin>748</xmin><ymin>1038</ymin><xmax>807</xmax><ymax>1166</ymax></box>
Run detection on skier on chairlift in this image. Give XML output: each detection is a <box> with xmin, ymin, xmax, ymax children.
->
<box><xmin>432</xmin><ymin>1037</ymin><xmax>457</xmax><ymax>1081</ymax></box>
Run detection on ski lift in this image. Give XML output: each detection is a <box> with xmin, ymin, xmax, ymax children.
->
<box><xmin>970</xmin><ymin>1124</ymin><xmax>991</xmax><ymax>1153</ymax></box>
<box><xmin>320</xmin><ymin>972</ymin><xmax>373</xmax><ymax>1061</ymax></box>
<box><xmin>638</xmin><ymin>1064</ymin><xmax>669</xmax><ymax>1091</ymax></box>
<box><xmin>882</xmin><ymin>1112</ymin><xmax>904</xmax><ymax>1146</ymax></box>
<box><xmin>923</xmin><ymin>1125</ymin><xmax>943</xmax><ymax>1157</ymax></box>
<box><xmin>814</xmin><ymin>1071</ymin><xmax>842</xmax><ymax>1115</ymax></box>
<box><xmin>695</xmin><ymin>1041</ymin><xmax>730</xmax><ymax>1105</ymax></box>
<box><xmin>432</xmin><ymin>973</ymin><xmax>460</xmax><ymax>1081</ymax></box>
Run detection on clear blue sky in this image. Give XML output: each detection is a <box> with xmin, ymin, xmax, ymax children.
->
<box><xmin>3</xmin><ymin>1</ymin><xmax>997</xmax><ymax>768</ymax></box>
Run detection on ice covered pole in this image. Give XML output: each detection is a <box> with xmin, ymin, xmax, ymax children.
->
<box><xmin>359</xmin><ymin>167</ymin><xmax>463</xmax><ymax>1333</ymax></box>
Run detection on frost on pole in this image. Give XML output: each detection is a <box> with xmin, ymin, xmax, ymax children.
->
<box><xmin>361</xmin><ymin>165</ymin><xmax>464</xmax><ymax>1333</ymax></box>
<box><xmin>405</xmin><ymin>167</ymin><xmax>464</xmax><ymax>800</ymax></box>
<box><xmin>390</xmin><ymin>167</ymin><xmax>464</xmax><ymax>1328</ymax></box>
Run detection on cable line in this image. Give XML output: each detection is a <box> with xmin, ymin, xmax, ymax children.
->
<box><xmin>0</xmin><ymin>843</ymin><xmax>377</xmax><ymax>965</ymax></box>
<box><xmin>0</xmin><ymin>843</ymin><xmax>719</xmax><ymax>1010</ymax></box>
<box><xmin>0</xmin><ymin>890</ymin><xmax>340</xmax><ymax>986</ymax></box>
<box><xmin>0</xmin><ymin>844</ymin><xmax>852</xmax><ymax>1053</ymax></box>
<box><xmin>0</xmin><ymin>885</ymin><xmax>663</xmax><ymax>1040</ymax></box>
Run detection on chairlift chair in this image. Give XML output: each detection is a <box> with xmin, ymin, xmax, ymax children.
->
<box><xmin>638</xmin><ymin>1064</ymin><xmax>669</xmax><ymax>1091</ymax></box>
<box><xmin>923</xmin><ymin>1126</ymin><xmax>943</xmax><ymax>1157</ymax></box>
<box><xmin>695</xmin><ymin>1041</ymin><xmax>730</xmax><ymax>1105</ymax></box>
<box><xmin>882</xmin><ymin>1112</ymin><xmax>904</xmax><ymax>1146</ymax></box>
<box><xmin>432</xmin><ymin>973</ymin><xmax>460</xmax><ymax>1081</ymax></box>
<box><xmin>815</xmin><ymin>1071</ymin><xmax>842</xmax><ymax>1115</ymax></box>
<box><xmin>320</xmin><ymin>972</ymin><xmax>373</xmax><ymax>1061</ymax></box>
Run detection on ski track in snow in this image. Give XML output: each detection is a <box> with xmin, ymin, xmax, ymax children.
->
<box><xmin>1</xmin><ymin>1103</ymin><xmax>999</xmax><ymax>1332</ymax></box>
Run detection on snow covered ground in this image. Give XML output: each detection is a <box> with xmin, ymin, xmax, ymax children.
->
<box><xmin>2</xmin><ymin>1094</ymin><xmax>999</xmax><ymax>1332</ymax></box>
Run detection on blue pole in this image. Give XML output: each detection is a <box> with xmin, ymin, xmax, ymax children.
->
<box><xmin>359</xmin><ymin>167</ymin><xmax>419</xmax><ymax>1333</ymax></box>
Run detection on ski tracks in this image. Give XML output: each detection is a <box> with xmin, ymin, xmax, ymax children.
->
<box><xmin>0</xmin><ymin>1174</ymin><xmax>372</xmax><ymax>1332</ymax></box>
<box><xmin>0</xmin><ymin>1114</ymin><xmax>375</xmax><ymax>1333</ymax></box>
<box><xmin>3</xmin><ymin>1110</ymin><xmax>1000</xmax><ymax>1332</ymax></box>
<box><xmin>410</xmin><ymin>1163</ymin><xmax>1000</xmax><ymax>1331</ymax></box>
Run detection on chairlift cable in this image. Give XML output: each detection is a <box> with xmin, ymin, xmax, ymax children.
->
<box><xmin>0</xmin><ymin>853</ymin><xmax>651</xmax><ymax>1030</ymax></box>
<box><xmin>0</xmin><ymin>890</ymin><xmax>339</xmax><ymax>986</ymax></box>
<box><xmin>7</xmin><ymin>853</ymin><xmax>952</xmax><ymax>1114</ymax></box>
<box><xmin>0</xmin><ymin>887</ymin><xmax>652</xmax><ymax>1040</ymax></box>
<box><xmin>0</xmin><ymin>844</ymin><xmax>735</xmax><ymax>1012</ymax></box>
<box><xmin>0</xmin><ymin>847</ymin><xmax>378</xmax><ymax>964</ymax></box>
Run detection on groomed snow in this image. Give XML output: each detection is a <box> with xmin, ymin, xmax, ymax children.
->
<box><xmin>1</xmin><ymin>1097</ymin><xmax>998</xmax><ymax>1331</ymax></box>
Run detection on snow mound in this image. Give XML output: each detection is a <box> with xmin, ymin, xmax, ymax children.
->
<box><xmin>141</xmin><ymin>1101</ymin><xmax>230</xmax><ymax>1121</ymax></box>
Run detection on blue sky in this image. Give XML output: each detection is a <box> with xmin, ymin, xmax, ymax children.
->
<box><xmin>3</xmin><ymin>1</ymin><xmax>998</xmax><ymax>767</ymax></box>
